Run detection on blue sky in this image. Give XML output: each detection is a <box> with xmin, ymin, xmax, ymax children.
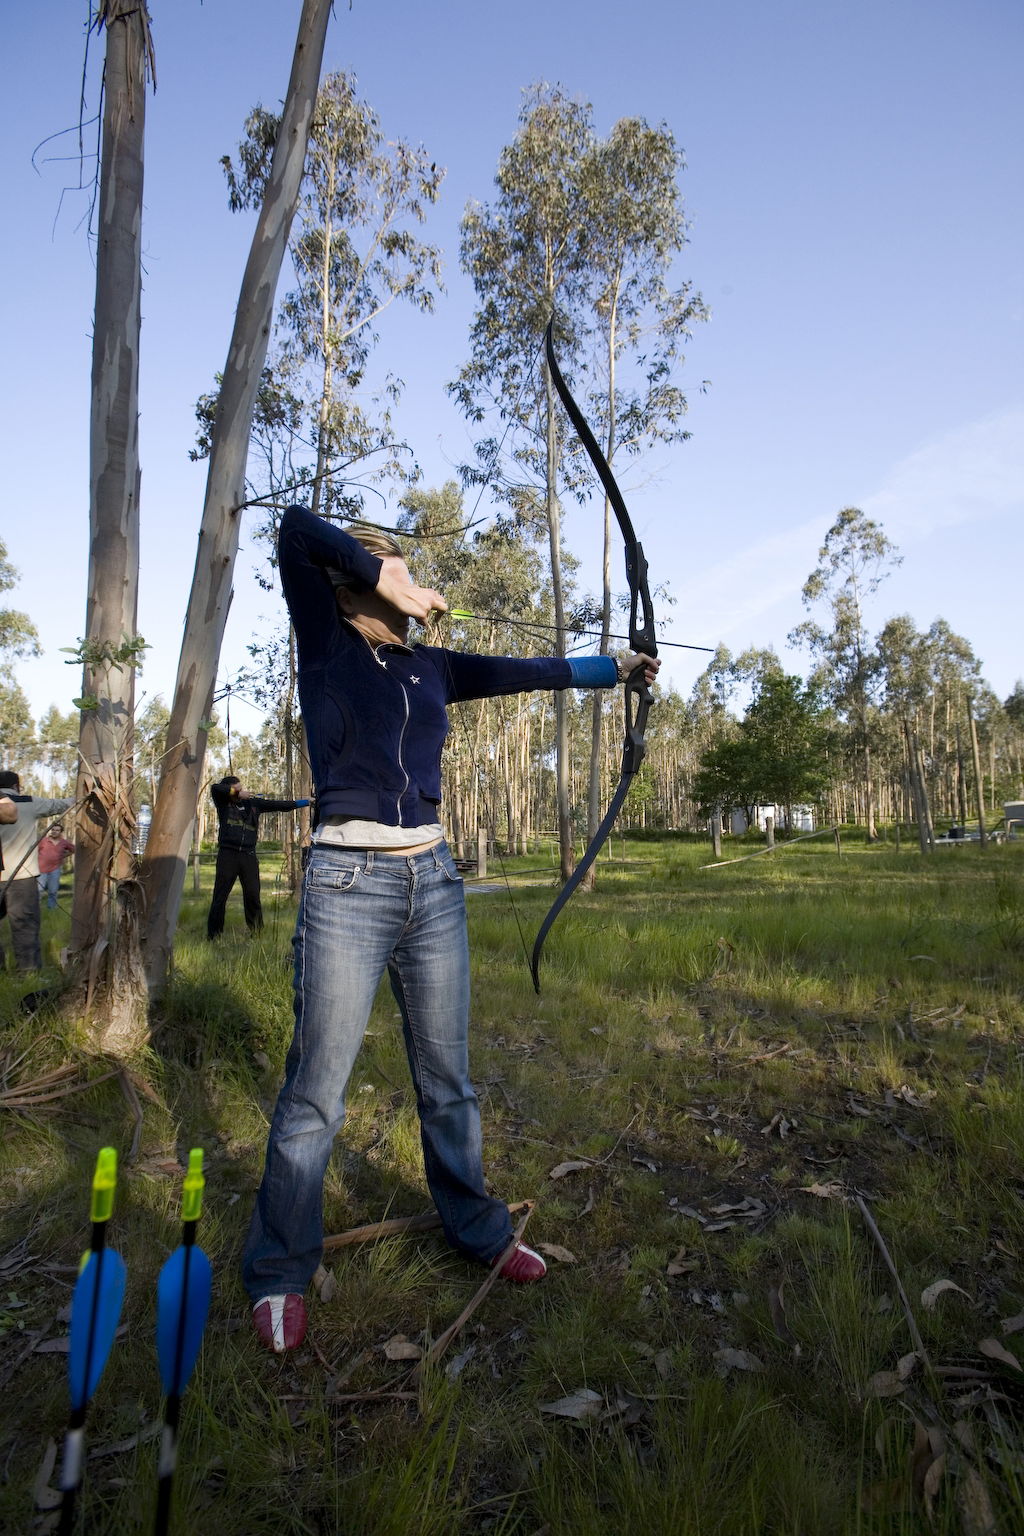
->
<box><xmin>3</xmin><ymin>0</ymin><xmax>1021</xmax><ymax>739</ymax></box>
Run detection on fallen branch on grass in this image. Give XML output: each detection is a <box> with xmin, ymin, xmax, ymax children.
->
<box><xmin>413</xmin><ymin>1202</ymin><xmax>535</xmax><ymax>1381</ymax></box>
<box><xmin>700</xmin><ymin>826</ymin><xmax>841</xmax><ymax>870</ymax></box>
<box><xmin>322</xmin><ymin>1199</ymin><xmax>532</xmax><ymax>1252</ymax></box>
<box><xmin>856</xmin><ymin>1194</ymin><xmax>933</xmax><ymax>1372</ymax></box>
<box><xmin>322</xmin><ymin>1211</ymin><xmax>443</xmax><ymax>1250</ymax></box>
<box><xmin>0</xmin><ymin>1061</ymin><xmax>119</xmax><ymax>1112</ymax></box>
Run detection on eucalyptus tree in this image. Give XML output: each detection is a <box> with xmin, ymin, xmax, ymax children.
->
<box><xmin>740</xmin><ymin>671</ymin><xmax>830</xmax><ymax>827</ymax></box>
<box><xmin>203</xmin><ymin>76</ymin><xmax>443</xmax><ymax>884</ymax></box>
<box><xmin>452</xmin><ymin>85</ymin><xmax>595</xmax><ymax>878</ymax></box>
<box><xmin>392</xmin><ymin>481</ymin><xmax>562</xmax><ymax>855</ymax></box>
<box><xmin>1003</xmin><ymin>682</ymin><xmax>1024</xmax><ymax>796</ymax></box>
<box><xmin>576</xmin><ymin>116</ymin><xmax>707</xmax><ymax>850</ymax></box>
<box><xmin>641</xmin><ymin>686</ymin><xmax>700</xmax><ymax>829</ymax></box>
<box><xmin>876</xmin><ymin>613</ymin><xmax>932</xmax><ymax>831</ymax></box>
<box><xmin>688</xmin><ymin>645</ymin><xmax>739</xmax><ymax>743</ymax></box>
<box><xmin>141</xmin><ymin>0</ymin><xmax>333</xmax><ymax>994</ymax></box>
<box><xmin>67</xmin><ymin>0</ymin><xmax>154</xmax><ymax>1050</ymax></box>
<box><xmin>0</xmin><ymin>539</ymin><xmax>40</xmax><ymax>756</ymax></box>
<box><xmin>0</xmin><ymin>686</ymin><xmax>33</xmax><ymax>763</ymax></box>
<box><xmin>924</xmin><ymin>619</ymin><xmax>985</xmax><ymax>823</ymax></box>
<box><xmin>692</xmin><ymin>669</ymin><xmax>828</xmax><ymax>831</ymax></box>
<box><xmin>222</xmin><ymin>71</ymin><xmax>444</xmax><ymax>515</ymax></box>
<box><xmin>192</xmin><ymin>357</ymin><xmax>308</xmax><ymax>518</ymax></box>
<box><xmin>878</xmin><ymin>615</ymin><xmax>986</xmax><ymax>831</ymax></box>
<box><xmin>36</xmin><ymin>706</ymin><xmax>80</xmax><ymax>796</ymax></box>
<box><xmin>790</xmin><ymin>507</ymin><xmax>900</xmax><ymax>841</ymax></box>
<box><xmin>193</xmin><ymin>355</ymin><xmax>313</xmax><ymax>887</ymax></box>
<box><xmin>135</xmin><ymin>696</ymin><xmax>170</xmax><ymax>803</ymax></box>
<box><xmin>0</xmin><ymin>540</ymin><xmax>40</xmax><ymax>673</ymax></box>
<box><xmin>460</xmin><ymin>86</ymin><xmax>707</xmax><ymax>877</ymax></box>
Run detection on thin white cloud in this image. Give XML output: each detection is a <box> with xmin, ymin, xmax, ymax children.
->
<box><xmin>675</xmin><ymin>516</ymin><xmax>825</xmax><ymax>647</ymax></box>
<box><xmin>861</xmin><ymin>407</ymin><xmax>1024</xmax><ymax>541</ymax></box>
<box><xmin>674</xmin><ymin>406</ymin><xmax>1024</xmax><ymax>656</ymax></box>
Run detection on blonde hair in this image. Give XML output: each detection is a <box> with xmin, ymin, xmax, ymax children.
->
<box><xmin>345</xmin><ymin>521</ymin><xmax>403</xmax><ymax>559</ymax></box>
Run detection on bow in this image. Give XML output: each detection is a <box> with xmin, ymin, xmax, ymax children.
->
<box><xmin>530</xmin><ymin>318</ymin><xmax>659</xmax><ymax>992</ymax></box>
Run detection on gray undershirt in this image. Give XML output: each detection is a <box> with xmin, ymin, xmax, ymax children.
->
<box><xmin>314</xmin><ymin>815</ymin><xmax>445</xmax><ymax>850</ymax></box>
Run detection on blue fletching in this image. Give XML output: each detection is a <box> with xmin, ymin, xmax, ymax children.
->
<box><xmin>68</xmin><ymin>1248</ymin><xmax>127</xmax><ymax>1410</ymax></box>
<box><xmin>156</xmin><ymin>1245</ymin><xmax>212</xmax><ymax>1395</ymax></box>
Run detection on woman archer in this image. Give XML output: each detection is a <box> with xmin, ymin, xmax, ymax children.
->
<box><xmin>243</xmin><ymin>503</ymin><xmax>659</xmax><ymax>1352</ymax></box>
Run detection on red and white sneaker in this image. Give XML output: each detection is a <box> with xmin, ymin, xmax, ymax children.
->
<box><xmin>491</xmin><ymin>1241</ymin><xmax>547</xmax><ymax>1283</ymax></box>
<box><xmin>252</xmin><ymin>1293</ymin><xmax>307</xmax><ymax>1353</ymax></box>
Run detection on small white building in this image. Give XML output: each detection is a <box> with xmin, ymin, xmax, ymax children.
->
<box><xmin>729</xmin><ymin>805</ymin><xmax>816</xmax><ymax>835</ymax></box>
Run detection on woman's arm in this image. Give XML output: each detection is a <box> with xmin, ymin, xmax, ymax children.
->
<box><xmin>278</xmin><ymin>505</ymin><xmax>384</xmax><ymax>661</ymax></box>
<box><xmin>421</xmin><ymin>646</ymin><xmax>659</xmax><ymax>705</ymax></box>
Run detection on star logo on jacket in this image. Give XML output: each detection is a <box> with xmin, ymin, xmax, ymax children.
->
<box><xmin>410</xmin><ymin>675</ymin><xmax>420</xmax><ymax>685</ymax></box>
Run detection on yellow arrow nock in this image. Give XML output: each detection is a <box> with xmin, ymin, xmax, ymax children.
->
<box><xmin>181</xmin><ymin>1148</ymin><xmax>205</xmax><ymax>1223</ymax></box>
<box><xmin>90</xmin><ymin>1147</ymin><xmax>118</xmax><ymax>1225</ymax></box>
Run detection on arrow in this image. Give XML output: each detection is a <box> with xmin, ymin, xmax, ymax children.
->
<box><xmin>59</xmin><ymin>1147</ymin><xmax>127</xmax><ymax>1535</ymax></box>
<box><xmin>447</xmin><ymin>611</ymin><xmax>713</xmax><ymax>653</ymax></box>
<box><xmin>154</xmin><ymin>1149</ymin><xmax>212</xmax><ymax>1536</ymax></box>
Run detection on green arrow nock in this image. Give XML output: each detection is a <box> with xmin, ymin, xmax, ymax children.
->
<box><xmin>181</xmin><ymin>1148</ymin><xmax>205</xmax><ymax>1223</ymax></box>
<box><xmin>90</xmin><ymin>1147</ymin><xmax>118</xmax><ymax>1225</ymax></box>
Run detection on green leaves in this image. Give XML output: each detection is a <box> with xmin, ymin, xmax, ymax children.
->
<box><xmin>60</xmin><ymin>634</ymin><xmax>149</xmax><ymax>672</ymax></box>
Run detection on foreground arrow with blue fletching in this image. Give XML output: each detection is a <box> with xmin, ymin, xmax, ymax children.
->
<box><xmin>154</xmin><ymin>1148</ymin><xmax>212</xmax><ymax>1535</ymax></box>
<box><xmin>58</xmin><ymin>1147</ymin><xmax>127</xmax><ymax>1535</ymax></box>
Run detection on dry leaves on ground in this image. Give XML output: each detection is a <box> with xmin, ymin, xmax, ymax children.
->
<box><xmin>713</xmin><ymin>1347</ymin><xmax>763</xmax><ymax>1375</ymax></box>
<box><xmin>382</xmin><ymin>1334</ymin><xmax>422</xmax><ymax>1361</ymax></box>
<box><xmin>312</xmin><ymin>1263</ymin><xmax>337</xmax><ymax>1302</ymax></box>
<box><xmin>767</xmin><ymin>1281</ymin><xmax>801</xmax><ymax>1360</ymax></box>
<box><xmin>549</xmin><ymin>1159</ymin><xmax>594</xmax><ymax>1180</ymax></box>
<box><xmin>760</xmin><ymin>1110</ymin><xmax>796</xmax><ymax>1138</ymax></box>
<box><xmin>865</xmin><ymin>1352</ymin><xmax>921</xmax><ymax>1398</ymax></box>
<box><xmin>537</xmin><ymin>1243</ymin><xmax>576</xmax><ymax>1264</ymax></box>
<box><xmin>539</xmin><ymin>1387</ymin><xmax>604</xmax><ymax>1420</ymax></box>
<box><xmin>921</xmin><ymin>1278</ymin><xmax>972</xmax><ymax>1310</ymax></box>
<box><xmin>538</xmin><ymin>1386</ymin><xmax>649</xmax><ymax>1428</ymax></box>
<box><xmin>977</xmin><ymin>1337</ymin><xmax>1021</xmax><ymax>1372</ymax></box>
<box><xmin>666</xmin><ymin>1246</ymin><xmax>700</xmax><ymax>1277</ymax></box>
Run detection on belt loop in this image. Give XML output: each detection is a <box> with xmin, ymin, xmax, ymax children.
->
<box><xmin>365</xmin><ymin>850</ymin><xmax>374</xmax><ymax>873</ymax></box>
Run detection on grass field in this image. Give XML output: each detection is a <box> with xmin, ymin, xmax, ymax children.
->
<box><xmin>2</xmin><ymin>834</ymin><xmax>1023</xmax><ymax>1533</ymax></box>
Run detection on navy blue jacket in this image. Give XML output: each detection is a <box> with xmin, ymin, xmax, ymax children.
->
<box><xmin>278</xmin><ymin>505</ymin><xmax>613</xmax><ymax>830</ymax></box>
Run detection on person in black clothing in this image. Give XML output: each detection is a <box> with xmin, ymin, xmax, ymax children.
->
<box><xmin>207</xmin><ymin>777</ymin><xmax>309</xmax><ymax>939</ymax></box>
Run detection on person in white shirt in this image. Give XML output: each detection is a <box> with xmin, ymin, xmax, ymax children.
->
<box><xmin>0</xmin><ymin>771</ymin><xmax>74</xmax><ymax>973</ymax></box>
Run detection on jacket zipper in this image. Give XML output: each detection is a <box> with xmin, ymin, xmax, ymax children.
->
<box><xmin>371</xmin><ymin>642</ymin><xmax>412</xmax><ymax>827</ymax></box>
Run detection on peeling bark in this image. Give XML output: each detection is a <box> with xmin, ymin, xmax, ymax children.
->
<box><xmin>140</xmin><ymin>0</ymin><xmax>333</xmax><ymax>995</ymax></box>
<box><xmin>70</xmin><ymin>2</ymin><xmax>154</xmax><ymax>1053</ymax></box>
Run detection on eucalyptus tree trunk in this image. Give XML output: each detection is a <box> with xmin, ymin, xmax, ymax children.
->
<box><xmin>864</xmin><ymin>744</ymin><xmax>878</xmax><ymax>841</ymax></box>
<box><xmin>967</xmin><ymin>702</ymin><xmax>988</xmax><ymax>848</ymax></box>
<box><xmin>308</xmin><ymin>171</ymin><xmax>336</xmax><ymax>517</ymax></box>
<box><xmin>905</xmin><ymin>723</ymin><xmax>934</xmax><ymax>853</ymax></box>
<box><xmin>70</xmin><ymin>0</ymin><xmax>155</xmax><ymax>1053</ymax></box>
<box><xmin>584</xmin><ymin>290</ymin><xmax>618</xmax><ymax>888</ymax></box>
<box><xmin>141</xmin><ymin>0</ymin><xmax>332</xmax><ymax>995</ymax></box>
<box><xmin>545</xmin><ymin>351</ymin><xmax>573</xmax><ymax>881</ymax></box>
<box><xmin>955</xmin><ymin>724</ymin><xmax>969</xmax><ymax>828</ymax></box>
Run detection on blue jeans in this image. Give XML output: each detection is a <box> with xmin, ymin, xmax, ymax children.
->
<box><xmin>242</xmin><ymin>842</ymin><xmax>512</xmax><ymax>1300</ymax></box>
<box><xmin>38</xmin><ymin>869</ymin><xmax>61</xmax><ymax>909</ymax></box>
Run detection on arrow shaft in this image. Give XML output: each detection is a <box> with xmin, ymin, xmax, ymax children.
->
<box><xmin>450</xmin><ymin>611</ymin><xmax>711</xmax><ymax>653</ymax></box>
